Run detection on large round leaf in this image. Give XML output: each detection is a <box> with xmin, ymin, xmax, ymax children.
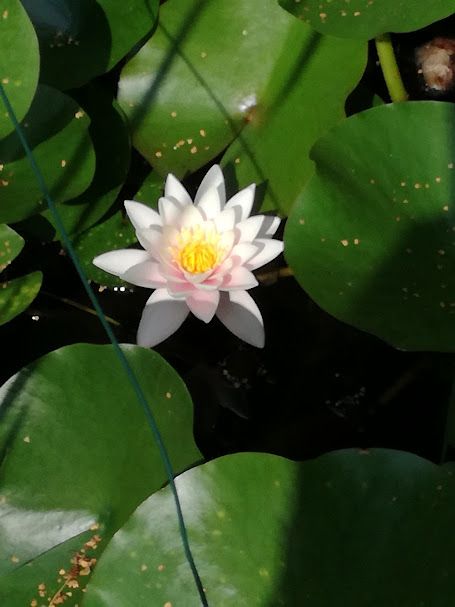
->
<box><xmin>285</xmin><ymin>101</ymin><xmax>455</xmax><ymax>352</ymax></box>
<box><xmin>279</xmin><ymin>0</ymin><xmax>455</xmax><ymax>39</ymax></box>
<box><xmin>85</xmin><ymin>449</ymin><xmax>455</xmax><ymax>606</ymax></box>
<box><xmin>0</xmin><ymin>0</ymin><xmax>39</xmax><ymax>139</ymax></box>
<box><xmin>0</xmin><ymin>343</ymin><xmax>201</xmax><ymax>586</ymax></box>
<box><xmin>21</xmin><ymin>0</ymin><xmax>159</xmax><ymax>90</ymax></box>
<box><xmin>0</xmin><ymin>224</ymin><xmax>42</xmax><ymax>324</ymax></box>
<box><xmin>0</xmin><ymin>84</ymin><xmax>95</xmax><ymax>224</ymax></box>
<box><xmin>42</xmin><ymin>84</ymin><xmax>131</xmax><ymax>237</ymax></box>
<box><xmin>222</xmin><ymin>34</ymin><xmax>366</xmax><ymax>214</ymax></box>
<box><xmin>118</xmin><ymin>0</ymin><xmax>332</xmax><ymax>177</ymax></box>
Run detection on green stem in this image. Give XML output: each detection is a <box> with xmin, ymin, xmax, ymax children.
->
<box><xmin>375</xmin><ymin>33</ymin><xmax>408</xmax><ymax>103</ymax></box>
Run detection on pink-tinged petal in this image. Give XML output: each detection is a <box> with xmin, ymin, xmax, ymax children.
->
<box><xmin>246</xmin><ymin>239</ymin><xmax>284</xmax><ymax>271</ymax></box>
<box><xmin>257</xmin><ymin>215</ymin><xmax>281</xmax><ymax>238</ymax></box>
<box><xmin>122</xmin><ymin>260</ymin><xmax>166</xmax><ymax>288</ymax></box>
<box><xmin>186</xmin><ymin>290</ymin><xmax>220</xmax><ymax>323</ymax></box>
<box><xmin>136</xmin><ymin>225</ymin><xmax>162</xmax><ymax>252</ymax></box>
<box><xmin>165</xmin><ymin>173</ymin><xmax>192</xmax><ymax>205</ymax></box>
<box><xmin>228</xmin><ymin>242</ymin><xmax>259</xmax><ymax>266</ymax></box>
<box><xmin>210</xmin><ymin>256</ymin><xmax>234</xmax><ymax>279</ymax></box>
<box><xmin>235</xmin><ymin>215</ymin><xmax>263</xmax><ymax>243</ymax></box>
<box><xmin>93</xmin><ymin>249</ymin><xmax>150</xmax><ymax>276</ymax></box>
<box><xmin>220</xmin><ymin>266</ymin><xmax>258</xmax><ymax>291</ymax></box>
<box><xmin>195</xmin><ymin>165</ymin><xmax>226</xmax><ymax>206</ymax></box>
<box><xmin>183</xmin><ymin>268</ymin><xmax>215</xmax><ymax>284</ymax></box>
<box><xmin>167</xmin><ymin>281</ymin><xmax>197</xmax><ymax>297</ymax></box>
<box><xmin>159</xmin><ymin>261</ymin><xmax>187</xmax><ymax>283</ymax></box>
<box><xmin>214</xmin><ymin>208</ymin><xmax>236</xmax><ymax>232</ymax></box>
<box><xmin>179</xmin><ymin>204</ymin><xmax>204</xmax><ymax>228</ymax></box>
<box><xmin>196</xmin><ymin>188</ymin><xmax>222</xmax><ymax>220</ymax></box>
<box><xmin>137</xmin><ymin>289</ymin><xmax>189</xmax><ymax>347</ymax></box>
<box><xmin>159</xmin><ymin>196</ymin><xmax>183</xmax><ymax>225</ymax></box>
<box><xmin>216</xmin><ymin>290</ymin><xmax>264</xmax><ymax>348</ymax></box>
<box><xmin>194</xmin><ymin>278</ymin><xmax>223</xmax><ymax>290</ymax></box>
<box><xmin>224</xmin><ymin>184</ymin><xmax>255</xmax><ymax>222</ymax></box>
<box><xmin>124</xmin><ymin>200</ymin><xmax>162</xmax><ymax>230</ymax></box>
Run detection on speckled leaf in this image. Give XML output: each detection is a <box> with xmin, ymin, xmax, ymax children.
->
<box><xmin>0</xmin><ymin>343</ymin><xmax>201</xmax><ymax>585</ymax></box>
<box><xmin>85</xmin><ymin>449</ymin><xmax>455</xmax><ymax>606</ymax></box>
<box><xmin>21</xmin><ymin>0</ymin><xmax>159</xmax><ymax>90</ymax></box>
<box><xmin>0</xmin><ymin>0</ymin><xmax>39</xmax><ymax>139</ymax></box>
<box><xmin>0</xmin><ymin>224</ymin><xmax>42</xmax><ymax>324</ymax></box>
<box><xmin>279</xmin><ymin>0</ymin><xmax>455</xmax><ymax>40</ymax></box>
<box><xmin>118</xmin><ymin>0</ymin><xmax>329</xmax><ymax>177</ymax></box>
<box><xmin>0</xmin><ymin>271</ymin><xmax>42</xmax><ymax>325</ymax></box>
<box><xmin>0</xmin><ymin>85</ymin><xmax>96</xmax><ymax>224</ymax></box>
<box><xmin>133</xmin><ymin>170</ymin><xmax>163</xmax><ymax>208</ymax></box>
<box><xmin>42</xmin><ymin>85</ymin><xmax>131</xmax><ymax>237</ymax></box>
<box><xmin>0</xmin><ymin>223</ymin><xmax>23</xmax><ymax>266</ymax></box>
<box><xmin>285</xmin><ymin>101</ymin><xmax>455</xmax><ymax>351</ymax></box>
<box><xmin>222</xmin><ymin>33</ymin><xmax>366</xmax><ymax>214</ymax></box>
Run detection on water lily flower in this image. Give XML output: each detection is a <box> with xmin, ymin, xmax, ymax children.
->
<box><xmin>93</xmin><ymin>165</ymin><xmax>283</xmax><ymax>348</ymax></box>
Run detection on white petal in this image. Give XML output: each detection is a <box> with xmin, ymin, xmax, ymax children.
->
<box><xmin>228</xmin><ymin>242</ymin><xmax>258</xmax><ymax>266</ymax></box>
<box><xmin>224</xmin><ymin>184</ymin><xmax>255</xmax><ymax>222</ymax></box>
<box><xmin>235</xmin><ymin>215</ymin><xmax>263</xmax><ymax>243</ymax></box>
<box><xmin>196</xmin><ymin>188</ymin><xmax>222</xmax><ymax>220</ymax></box>
<box><xmin>220</xmin><ymin>266</ymin><xmax>258</xmax><ymax>291</ymax></box>
<box><xmin>136</xmin><ymin>225</ymin><xmax>162</xmax><ymax>252</ymax></box>
<box><xmin>179</xmin><ymin>204</ymin><xmax>204</xmax><ymax>228</ymax></box>
<box><xmin>216</xmin><ymin>290</ymin><xmax>264</xmax><ymax>348</ymax></box>
<box><xmin>195</xmin><ymin>165</ymin><xmax>225</xmax><ymax>206</ymax></box>
<box><xmin>165</xmin><ymin>174</ymin><xmax>192</xmax><ymax>205</ymax></box>
<box><xmin>122</xmin><ymin>260</ymin><xmax>166</xmax><ymax>288</ymax></box>
<box><xmin>214</xmin><ymin>208</ymin><xmax>236</xmax><ymax>232</ymax></box>
<box><xmin>93</xmin><ymin>249</ymin><xmax>150</xmax><ymax>276</ymax></box>
<box><xmin>246</xmin><ymin>239</ymin><xmax>284</xmax><ymax>271</ymax></box>
<box><xmin>124</xmin><ymin>200</ymin><xmax>162</xmax><ymax>230</ymax></box>
<box><xmin>137</xmin><ymin>289</ymin><xmax>189</xmax><ymax>347</ymax></box>
<box><xmin>257</xmin><ymin>215</ymin><xmax>281</xmax><ymax>238</ymax></box>
<box><xmin>186</xmin><ymin>290</ymin><xmax>220</xmax><ymax>323</ymax></box>
<box><xmin>159</xmin><ymin>196</ymin><xmax>183</xmax><ymax>225</ymax></box>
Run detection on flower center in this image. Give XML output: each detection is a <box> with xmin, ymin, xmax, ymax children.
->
<box><xmin>179</xmin><ymin>241</ymin><xmax>218</xmax><ymax>273</ymax></box>
<box><xmin>175</xmin><ymin>224</ymin><xmax>224</xmax><ymax>274</ymax></box>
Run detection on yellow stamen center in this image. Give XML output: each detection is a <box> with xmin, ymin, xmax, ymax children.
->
<box><xmin>175</xmin><ymin>224</ymin><xmax>224</xmax><ymax>274</ymax></box>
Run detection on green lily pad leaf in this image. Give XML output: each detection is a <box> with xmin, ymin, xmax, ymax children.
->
<box><xmin>0</xmin><ymin>271</ymin><xmax>42</xmax><ymax>325</ymax></box>
<box><xmin>118</xmin><ymin>0</ymin><xmax>334</xmax><ymax>177</ymax></box>
<box><xmin>0</xmin><ymin>223</ymin><xmax>23</xmax><ymax>266</ymax></box>
<box><xmin>0</xmin><ymin>343</ymin><xmax>201</xmax><ymax>580</ymax></box>
<box><xmin>279</xmin><ymin>0</ymin><xmax>455</xmax><ymax>40</ymax></box>
<box><xmin>0</xmin><ymin>0</ymin><xmax>39</xmax><ymax>139</ymax></box>
<box><xmin>42</xmin><ymin>84</ymin><xmax>131</xmax><ymax>237</ymax></box>
<box><xmin>0</xmin><ymin>84</ymin><xmax>96</xmax><ymax>224</ymax></box>
<box><xmin>222</xmin><ymin>34</ymin><xmax>366</xmax><ymax>214</ymax></box>
<box><xmin>133</xmin><ymin>170</ymin><xmax>162</xmax><ymax>208</ymax></box>
<box><xmin>85</xmin><ymin>449</ymin><xmax>455</xmax><ymax>606</ymax></box>
<box><xmin>0</xmin><ymin>224</ymin><xmax>42</xmax><ymax>324</ymax></box>
<box><xmin>21</xmin><ymin>0</ymin><xmax>159</xmax><ymax>90</ymax></box>
<box><xmin>285</xmin><ymin>101</ymin><xmax>455</xmax><ymax>352</ymax></box>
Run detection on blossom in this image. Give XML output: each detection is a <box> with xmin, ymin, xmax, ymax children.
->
<box><xmin>93</xmin><ymin>165</ymin><xmax>283</xmax><ymax>348</ymax></box>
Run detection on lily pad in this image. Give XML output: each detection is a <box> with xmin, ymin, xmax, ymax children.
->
<box><xmin>222</xmin><ymin>33</ymin><xmax>366</xmax><ymax>214</ymax></box>
<box><xmin>85</xmin><ymin>449</ymin><xmax>455</xmax><ymax>606</ymax></box>
<box><xmin>0</xmin><ymin>224</ymin><xmax>42</xmax><ymax>324</ymax></box>
<box><xmin>0</xmin><ymin>84</ymin><xmax>96</xmax><ymax>224</ymax></box>
<box><xmin>279</xmin><ymin>0</ymin><xmax>455</xmax><ymax>40</ymax></box>
<box><xmin>0</xmin><ymin>0</ymin><xmax>39</xmax><ymax>139</ymax></box>
<box><xmin>285</xmin><ymin>101</ymin><xmax>455</xmax><ymax>351</ymax></box>
<box><xmin>118</xmin><ymin>0</ymin><xmax>335</xmax><ymax>177</ymax></box>
<box><xmin>0</xmin><ymin>343</ymin><xmax>201</xmax><ymax>581</ymax></box>
<box><xmin>42</xmin><ymin>84</ymin><xmax>131</xmax><ymax>237</ymax></box>
<box><xmin>21</xmin><ymin>0</ymin><xmax>159</xmax><ymax>90</ymax></box>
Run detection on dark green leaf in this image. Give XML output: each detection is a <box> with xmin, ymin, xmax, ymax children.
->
<box><xmin>0</xmin><ymin>0</ymin><xmax>39</xmax><ymax>139</ymax></box>
<box><xmin>85</xmin><ymin>449</ymin><xmax>455</xmax><ymax>606</ymax></box>
<box><xmin>279</xmin><ymin>0</ymin><xmax>455</xmax><ymax>39</ymax></box>
<box><xmin>286</xmin><ymin>101</ymin><xmax>455</xmax><ymax>351</ymax></box>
